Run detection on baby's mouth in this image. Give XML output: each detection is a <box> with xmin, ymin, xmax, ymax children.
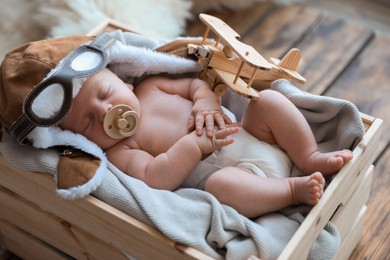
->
<box><xmin>103</xmin><ymin>104</ymin><xmax>139</xmax><ymax>139</ymax></box>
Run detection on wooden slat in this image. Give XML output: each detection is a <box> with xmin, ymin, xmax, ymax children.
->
<box><xmin>0</xmin><ymin>156</ymin><xmax>212</xmax><ymax>260</ymax></box>
<box><xmin>334</xmin><ymin>205</ymin><xmax>367</xmax><ymax>260</ymax></box>
<box><xmin>331</xmin><ymin>165</ymin><xmax>373</xmax><ymax>240</ymax></box>
<box><xmin>0</xmin><ymin>220</ymin><xmax>68</xmax><ymax>260</ymax></box>
<box><xmin>325</xmin><ymin>35</ymin><xmax>390</xmax><ymax>153</ymax></box>
<box><xmin>349</xmin><ymin>145</ymin><xmax>390</xmax><ymax>259</ymax></box>
<box><xmin>292</xmin><ymin>14</ymin><xmax>373</xmax><ymax>94</ymax></box>
<box><xmin>0</xmin><ymin>186</ymin><xmax>128</xmax><ymax>260</ymax></box>
<box><xmin>87</xmin><ymin>18</ymin><xmax>143</xmax><ymax>36</ymax></box>
<box><xmin>0</xmin><ymin>232</ymin><xmax>11</xmax><ymax>259</ymax></box>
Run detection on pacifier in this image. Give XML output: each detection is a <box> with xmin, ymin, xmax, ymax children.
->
<box><xmin>103</xmin><ymin>104</ymin><xmax>139</xmax><ymax>139</ymax></box>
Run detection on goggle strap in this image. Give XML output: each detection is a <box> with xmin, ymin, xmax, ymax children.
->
<box><xmin>9</xmin><ymin>114</ymin><xmax>36</xmax><ymax>145</ymax></box>
<box><xmin>90</xmin><ymin>32</ymin><xmax>116</xmax><ymax>50</ymax></box>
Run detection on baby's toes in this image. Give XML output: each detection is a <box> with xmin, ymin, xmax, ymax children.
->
<box><xmin>338</xmin><ymin>149</ymin><xmax>353</xmax><ymax>161</ymax></box>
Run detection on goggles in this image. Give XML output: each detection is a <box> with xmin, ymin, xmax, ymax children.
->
<box><xmin>10</xmin><ymin>33</ymin><xmax>116</xmax><ymax>144</ymax></box>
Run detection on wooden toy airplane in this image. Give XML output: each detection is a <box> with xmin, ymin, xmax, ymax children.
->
<box><xmin>188</xmin><ymin>13</ymin><xmax>306</xmax><ymax>100</ymax></box>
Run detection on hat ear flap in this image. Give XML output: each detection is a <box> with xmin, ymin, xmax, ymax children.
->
<box><xmin>57</xmin><ymin>148</ymin><xmax>101</xmax><ymax>190</ymax></box>
<box><xmin>28</xmin><ymin>126</ymin><xmax>108</xmax><ymax>200</ymax></box>
<box><xmin>56</xmin><ymin>148</ymin><xmax>106</xmax><ymax>200</ymax></box>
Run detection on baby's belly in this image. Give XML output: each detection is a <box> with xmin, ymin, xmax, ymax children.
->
<box><xmin>137</xmin><ymin>116</ymin><xmax>191</xmax><ymax>156</ymax></box>
<box><xmin>136</xmin><ymin>90</ymin><xmax>194</xmax><ymax>155</ymax></box>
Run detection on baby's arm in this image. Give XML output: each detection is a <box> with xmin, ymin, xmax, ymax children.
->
<box><xmin>106</xmin><ymin>126</ymin><xmax>239</xmax><ymax>190</ymax></box>
<box><xmin>150</xmin><ymin>77</ymin><xmax>232</xmax><ymax>136</ymax></box>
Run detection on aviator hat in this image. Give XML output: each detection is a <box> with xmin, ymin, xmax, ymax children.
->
<box><xmin>0</xmin><ymin>31</ymin><xmax>201</xmax><ymax>199</ymax></box>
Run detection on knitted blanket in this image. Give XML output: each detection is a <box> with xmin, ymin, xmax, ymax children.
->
<box><xmin>0</xmin><ymin>79</ymin><xmax>364</xmax><ymax>259</ymax></box>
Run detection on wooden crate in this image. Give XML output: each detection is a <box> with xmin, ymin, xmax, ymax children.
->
<box><xmin>85</xmin><ymin>18</ymin><xmax>140</xmax><ymax>36</ymax></box>
<box><xmin>0</xmin><ymin>18</ymin><xmax>384</xmax><ymax>259</ymax></box>
<box><xmin>0</xmin><ymin>112</ymin><xmax>382</xmax><ymax>259</ymax></box>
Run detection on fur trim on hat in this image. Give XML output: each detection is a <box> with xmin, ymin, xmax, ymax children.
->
<box><xmin>108</xmin><ymin>39</ymin><xmax>201</xmax><ymax>80</ymax></box>
<box><xmin>29</xmin><ymin>126</ymin><xmax>107</xmax><ymax>199</ymax></box>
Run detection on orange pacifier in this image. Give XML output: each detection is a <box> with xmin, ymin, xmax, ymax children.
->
<box><xmin>103</xmin><ymin>104</ymin><xmax>139</xmax><ymax>139</ymax></box>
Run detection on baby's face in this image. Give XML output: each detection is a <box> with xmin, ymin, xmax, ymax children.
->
<box><xmin>60</xmin><ymin>68</ymin><xmax>140</xmax><ymax>149</ymax></box>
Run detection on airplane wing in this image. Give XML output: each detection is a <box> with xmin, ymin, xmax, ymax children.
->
<box><xmin>199</xmin><ymin>14</ymin><xmax>271</xmax><ymax>71</ymax></box>
<box><xmin>213</xmin><ymin>68</ymin><xmax>259</xmax><ymax>99</ymax></box>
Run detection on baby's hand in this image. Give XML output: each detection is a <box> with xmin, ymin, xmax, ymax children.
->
<box><xmin>194</xmin><ymin>125</ymin><xmax>240</xmax><ymax>155</ymax></box>
<box><xmin>188</xmin><ymin>111</ymin><xmax>233</xmax><ymax>137</ymax></box>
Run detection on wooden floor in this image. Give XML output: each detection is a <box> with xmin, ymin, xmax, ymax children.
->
<box><xmin>276</xmin><ymin>0</ymin><xmax>390</xmax><ymax>36</ymax></box>
<box><xmin>185</xmin><ymin>1</ymin><xmax>390</xmax><ymax>259</ymax></box>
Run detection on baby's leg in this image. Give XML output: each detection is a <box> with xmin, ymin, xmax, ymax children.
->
<box><xmin>241</xmin><ymin>89</ymin><xmax>352</xmax><ymax>176</ymax></box>
<box><xmin>204</xmin><ymin>167</ymin><xmax>325</xmax><ymax>218</ymax></box>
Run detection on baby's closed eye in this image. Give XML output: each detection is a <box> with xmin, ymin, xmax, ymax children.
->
<box><xmin>98</xmin><ymin>84</ymin><xmax>111</xmax><ymax>100</ymax></box>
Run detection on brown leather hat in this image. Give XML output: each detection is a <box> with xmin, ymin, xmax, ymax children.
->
<box><xmin>0</xmin><ymin>36</ymin><xmax>92</xmax><ymax>131</ymax></box>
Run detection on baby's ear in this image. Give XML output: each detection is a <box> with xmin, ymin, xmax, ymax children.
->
<box><xmin>126</xmin><ymin>83</ymin><xmax>134</xmax><ymax>91</ymax></box>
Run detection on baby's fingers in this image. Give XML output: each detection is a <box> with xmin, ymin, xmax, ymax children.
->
<box><xmin>212</xmin><ymin>136</ymin><xmax>235</xmax><ymax>148</ymax></box>
<box><xmin>212</xmin><ymin>126</ymin><xmax>240</xmax><ymax>148</ymax></box>
<box><xmin>205</xmin><ymin>113</ymin><xmax>215</xmax><ymax>137</ymax></box>
<box><xmin>221</xmin><ymin>113</ymin><xmax>233</xmax><ymax>126</ymax></box>
<box><xmin>213</xmin><ymin>113</ymin><xmax>229</xmax><ymax>130</ymax></box>
<box><xmin>188</xmin><ymin>115</ymin><xmax>195</xmax><ymax>131</ymax></box>
<box><xmin>214</xmin><ymin>126</ymin><xmax>240</xmax><ymax>140</ymax></box>
<box><xmin>207</xmin><ymin>113</ymin><xmax>233</xmax><ymax>137</ymax></box>
<box><xmin>195</xmin><ymin>114</ymin><xmax>205</xmax><ymax>135</ymax></box>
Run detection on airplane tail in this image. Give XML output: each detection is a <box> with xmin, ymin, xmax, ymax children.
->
<box><xmin>270</xmin><ymin>48</ymin><xmax>306</xmax><ymax>84</ymax></box>
<box><xmin>278</xmin><ymin>48</ymin><xmax>301</xmax><ymax>71</ymax></box>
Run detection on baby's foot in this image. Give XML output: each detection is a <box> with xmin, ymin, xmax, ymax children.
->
<box><xmin>289</xmin><ymin>172</ymin><xmax>325</xmax><ymax>206</ymax></box>
<box><xmin>304</xmin><ymin>149</ymin><xmax>353</xmax><ymax>176</ymax></box>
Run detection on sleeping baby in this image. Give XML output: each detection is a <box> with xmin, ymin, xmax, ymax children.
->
<box><xmin>0</xmin><ymin>32</ymin><xmax>352</xmax><ymax>218</ymax></box>
<box><xmin>59</xmin><ymin>67</ymin><xmax>352</xmax><ymax>218</ymax></box>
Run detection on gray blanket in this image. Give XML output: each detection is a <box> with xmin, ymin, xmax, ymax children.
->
<box><xmin>0</xmin><ymin>79</ymin><xmax>364</xmax><ymax>259</ymax></box>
